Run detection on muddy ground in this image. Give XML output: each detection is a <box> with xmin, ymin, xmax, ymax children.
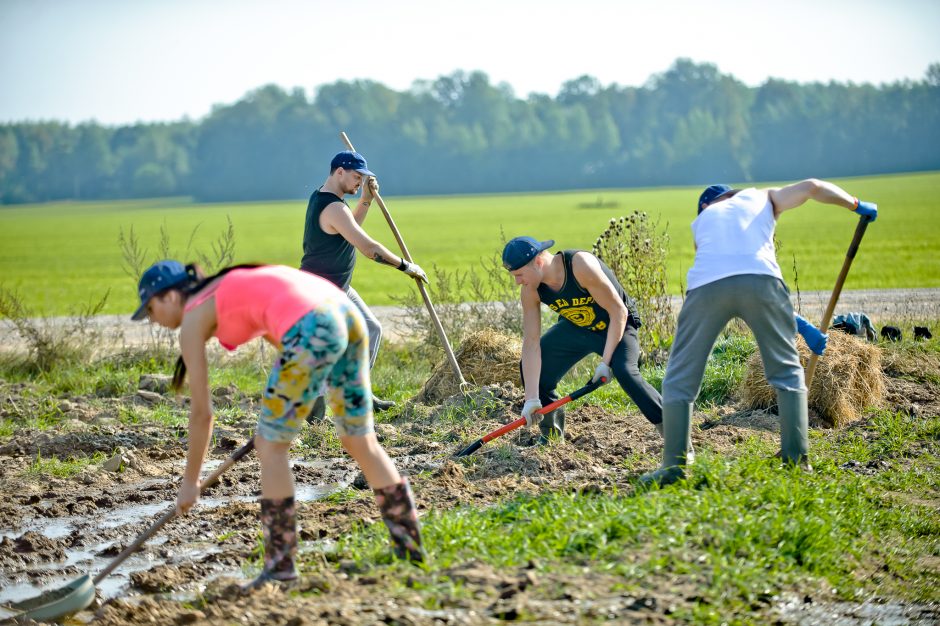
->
<box><xmin>1</xmin><ymin>359</ymin><xmax>939</xmax><ymax>624</ymax></box>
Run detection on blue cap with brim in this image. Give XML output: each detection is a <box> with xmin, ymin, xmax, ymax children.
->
<box><xmin>502</xmin><ymin>236</ymin><xmax>555</xmax><ymax>271</ymax></box>
<box><xmin>697</xmin><ymin>184</ymin><xmax>733</xmax><ymax>213</ymax></box>
<box><xmin>330</xmin><ymin>150</ymin><xmax>375</xmax><ymax>177</ymax></box>
<box><xmin>131</xmin><ymin>260</ymin><xmax>189</xmax><ymax>321</ymax></box>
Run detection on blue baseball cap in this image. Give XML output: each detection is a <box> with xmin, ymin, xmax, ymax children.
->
<box><xmin>330</xmin><ymin>150</ymin><xmax>374</xmax><ymax>177</ymax></box>
<box><xmin>697</xmin><ymin>184</ymin><xmax>734</xmax><ymax>213</ymax></box>
<box><xmin>131</xmin><ymin>260</ymin><xmax>190</xmax><ymax>321</ymax></box>
<box><xmin>502</xmin><ymin>236</ymin><xmax>555</xmax><ymax>271</ymax></box>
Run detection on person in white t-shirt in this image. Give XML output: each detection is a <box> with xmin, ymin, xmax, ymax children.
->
<box><xmin>640</xmin><ymin>179</ymin><xmax>877</xmax><ymax>486</ymax></box>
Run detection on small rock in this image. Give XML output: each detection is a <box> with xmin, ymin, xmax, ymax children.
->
<box><xmin>374</xmin><ymin>423</ymin><xmax>397</xmax><ymax>438</ymax></box>
<box><xmin>79</xmin><ymin>466</ymin><xmax>100</xmax><ymax>484</ymax></box>
<box><xmin>92</xmin><ymin>417</ymin><xmax>119</xmax><ymax>428</ymax></box>
<box><xmin>59</xmin><ymin>400</ymin><xmax>75</xmax><ymax>413</ymax></box>
<box><xmin>136</xmin><ymin>390</ymin><xmax>164</xmax><ymax>405</ymax></box>
<box><xmin>175</xmin><ymin>610</ymin><xmax>206</xmax><ymax>624</ymax></box>
<box><xmin>101</xmin><ymin>449</ymin><xmax>135</xmax><ymax>472</ymax></box>
<box><xmin>139</xmin><ymin>374</ymin><xmax>172</xmax><ymax>394</ymax></box>
<box><xmin>65</xmin><ymin>419</ymin><xmax>87</xmax><ymax>431</ymax></box>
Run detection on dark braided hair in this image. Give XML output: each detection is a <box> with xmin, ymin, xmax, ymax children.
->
<box><xmin>171</xmin><ymin>263</ymin><xmax>262</xmax><ymax>391</ymax></box>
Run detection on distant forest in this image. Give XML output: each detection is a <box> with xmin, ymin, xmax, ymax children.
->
<box><xmin>2</xmin><ymin>59</ymin><xmax>939</xmax><ymax>204</ymax></box>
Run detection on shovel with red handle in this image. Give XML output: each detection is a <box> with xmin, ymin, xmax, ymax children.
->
<box><xmin>454</xmin><ymin>376</ymin><xmax>609</xmax><ymax>458</ymax></box>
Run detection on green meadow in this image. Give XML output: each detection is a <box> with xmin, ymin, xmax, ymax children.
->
<box><xmin>1</xmin><ymin>171</ymin><xmax>938</xmax><ymax>316</ymax></box>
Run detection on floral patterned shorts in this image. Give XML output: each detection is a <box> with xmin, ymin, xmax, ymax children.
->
<box><xmin>257</xmin><ymin>299</ymin><xmax>373</xmax><ymax>443</ymax></box>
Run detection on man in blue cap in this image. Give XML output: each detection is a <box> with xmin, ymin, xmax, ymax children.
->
<box><xmin>502</xmin><ymin>237</ymin><xmax>665</xmax><ymax>445</ymax></box>
<box><xmin>641</xmin><ymin>178</ymin><xmax>877</xmax><ymax>487</ymax></box>
<box><xmin>301</xmin><ymin>150</ymin><xmax>428</xmax><ymax>416</ymax></box>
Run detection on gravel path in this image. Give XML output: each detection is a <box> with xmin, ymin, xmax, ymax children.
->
<box><xmin>1</xmin><ymin>289</ymin><xmax>938</xmax><ymax>351</ymax></box>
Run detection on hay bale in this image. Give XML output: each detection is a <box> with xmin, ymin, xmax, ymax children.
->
<box><xmin>738</xmin><ymin>331</ymin><xmax>884</xmax><ymax>427</ymax></box>
<box><xmin>416</xmin><ymin>328</ymin><xmax>522</xmax><ymax>404</ymax></box>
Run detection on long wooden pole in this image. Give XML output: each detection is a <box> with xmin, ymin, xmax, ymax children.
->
<box><xmin>339</xmin><ymin>132</ymin><xmax>466</xmax><ymax>386</ymax></box>
<box><xmin>804</xmin><ymin>217</ymin><xmax>871</xmax><ymax>388</ymax></box>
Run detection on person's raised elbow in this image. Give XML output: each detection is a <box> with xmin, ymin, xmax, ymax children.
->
<box><xmin>802</xmin><ymin>178</ymin><xmax>825</xmax><ymax>198</ymax></box>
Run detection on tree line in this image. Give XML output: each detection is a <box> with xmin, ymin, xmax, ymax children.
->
<box><xmin>1</xmin><ymin>59</ymin><xmax>938</xmax><ymax>204</ymax></box>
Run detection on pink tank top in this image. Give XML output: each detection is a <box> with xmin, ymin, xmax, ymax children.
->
<box><xmin>185</xmin><ymin>266</ymin><xmax>342</xmax><ymax>350</ymax></box>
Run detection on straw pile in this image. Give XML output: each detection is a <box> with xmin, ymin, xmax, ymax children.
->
<box><xmin>416</xmin><ymin>328</ymin><xmax>522</xmax><ymax>404</ymax></box>
<box><xmin>739</xmin><ymin>331</ymin><xmax>884</xmax><ymax>427</ymax></box>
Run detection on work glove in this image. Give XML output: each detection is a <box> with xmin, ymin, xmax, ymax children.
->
<box><xmin>592</xmin><ymin>361</ymin><xmax>612</xmax><ymax>384</ymax></box>
<box><xmin>400</xmin><ymin>260</ymin><xmax>428</xmax><ymax>283</ymax></box>
<box><xmin>853</xmin><ymin>199</ymin><xmax>877</xmax><ymax>222</ymax></box>
<box><xmin>521</xmin><ymin>398</ymin><xmax>542</xmax><ymax>427</ymax></box>
<box><xmin>795</xmin><ymin>314</ymin><xmax>828</xmax><ymax>355</ymax></box>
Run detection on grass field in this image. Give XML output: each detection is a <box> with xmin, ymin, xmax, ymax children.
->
<box><xmin>1</xmin><ymin>171</ymin><xmax>938</xmax><ymax>316</ymax></box>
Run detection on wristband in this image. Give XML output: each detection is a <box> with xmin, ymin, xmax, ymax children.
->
<box><xmin>397</xmin><ymin>259</ymin><xmax>407</xmax><ymax>271</ymax></box>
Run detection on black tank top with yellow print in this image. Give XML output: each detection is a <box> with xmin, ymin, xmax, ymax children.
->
<box><xmin>537</xmin><ymin>250</ymin><xmax>641</xmax><ymax>332</ymax></box>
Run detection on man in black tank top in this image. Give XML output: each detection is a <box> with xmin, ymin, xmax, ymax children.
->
<box><xmin>300</xmin><ymin>151</ymin><xmax>428</xmax><ymax>414</ymax></box>
<box><xmin>502</xmin><ymin>236</ymin><xmax>663</xmax><ymax>445</ymax></box>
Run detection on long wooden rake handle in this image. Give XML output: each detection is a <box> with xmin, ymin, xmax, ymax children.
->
<box><xmin>339</xmin><ymin>131</ymin><xmax>466</xmax><ymax>386</ymax></box>
<box><xmin>93</xmin><ymin>438</ymin><xmax>256</xmax><ymax>584</ymax></box>
<box><xmin>804</xmin><ymin>216</ymin><xmax>871</xmax><ymax>388</ymax></box>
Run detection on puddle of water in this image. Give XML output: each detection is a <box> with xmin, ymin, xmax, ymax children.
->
<box><xmin>774</xmin><ymin>596</ymin><xmax>940</xmax><ymax>625</ymax></box>
<box><xmin>2</xmin><ymin>483</ymin><xmax>339</xmax><ymax>544</ymax></box>
<box><xmin>0</xmin><ymin>480</ymin><xmax>344</xmax><ymax>607</ymax></box>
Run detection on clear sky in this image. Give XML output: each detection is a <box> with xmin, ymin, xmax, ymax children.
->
<box><xmin>2</xmin><ymin>0</ymin><xmax>938</xmax><ymax>125</ymax></box>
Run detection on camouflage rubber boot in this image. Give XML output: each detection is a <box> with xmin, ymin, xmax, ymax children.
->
<box><xmin>537</xmin><ymin>407</ymin><xmax>566</xmax><ymax>445</ymax></box>
<box><xmin>374</xmin><ymin>477</ymin><xmax>423</xmax><ymax>563</ymax></box>
<box><xmin>777</xmin><ymin>389</ymin><xmax>811</xmax><ymax>469</ymax></box>
<box><xmin>639</xmin><ymin>402</ymin><xmax>692</xmax><ymax>487</ymax></box>
<box><xmin>244</xmin><ymin>496</ymin><xmax>298</xmax><ymax>590</ymax></box>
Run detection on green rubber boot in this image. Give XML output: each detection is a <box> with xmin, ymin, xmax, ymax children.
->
<box><xmin>777</xmin><ymin>389</ymin><xmax>810</xmax><ymax>468</ymax></box>
<box><xmin>537</xmin><ymin>407</ymin><xmax>566</xmax><ymax>445</ymax></box>
<box><xmin>654</xmin><ymin>419</ymin><xmax>694</xmax><ymax>465</ymax></box>
<box><xmin>640</xmin><ymin>402</ymin><xmax>692</xmax><ymax>487</ymax></box>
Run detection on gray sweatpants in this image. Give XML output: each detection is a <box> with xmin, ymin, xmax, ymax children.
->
<box><xmin>345</xmin><ymin>286</ymin><xmax>382</xmax><ymax>370</ymax></box>
<box><xmin>662</xmin><ymin>274</ymin><xmax>805</xmax><ymax>404</ymax></box>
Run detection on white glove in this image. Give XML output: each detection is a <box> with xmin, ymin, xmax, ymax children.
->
<box><xmin>593</xmin><ymin>361</ymin><xmax>612</xmax><ymax>383</ymax></box>
<box><xmin>521</xmin><ymin>398</ymin><xmax>542</xmax><ymax>427</ymax></box>
<box><xmin>401</xmin><ymin>260</ymin><xmax>428</xmax><ymax>283</ymax></box>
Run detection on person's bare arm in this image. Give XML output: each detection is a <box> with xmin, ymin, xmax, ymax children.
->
<box><xmin>322</xmin><ymin>201</ymin><xmax>429</xmax><ymax>282</ymax></box>
<box><xmin>350</xmin><ymin>178</ymin><xmax>377</xmax><ymax>225</ymax></box>
<box><xmin>322</xmin><ymin>202</ymin><xmax>402</xmax><ymax>266</ymax></box>
<box><xmin>176</xmin><ymin>302</ymin><xmax>216</xmax><ymax>513</ymax></box>
<box><xmin>571</xmin><ymin>252</ymin><xmax>627</xmax><ymax>366</ymax></box>
<box><xmin>768</xmin><ymin>179</ymin><xmax>857</xmax><ymax>217</ymax></box>
<box><xmin>520</xmin><ymin>285</ymin><xmax>543</xmax><ymax>402</ymax></box>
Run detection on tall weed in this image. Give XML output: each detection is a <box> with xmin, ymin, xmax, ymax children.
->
<box><xmin>0</xmin><ymin>286</ymin><xmax>109</xmax><ymax>372</ymax></box>
<box><xmin>592</xmin><ymin>212</ymin><xmax>674</xmax><ymax>363</ymax></box>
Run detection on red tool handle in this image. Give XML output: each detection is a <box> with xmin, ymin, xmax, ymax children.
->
<box><xmin>454</xmin><ymin>376</ymin><xmax>608</xmax><ymax>457</ymax></box>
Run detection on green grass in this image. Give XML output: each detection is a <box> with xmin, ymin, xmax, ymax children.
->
<box><xmin>1</xmin><ymin>171</ymin><xmax>938</xmax><ymax>315</ymax></box>
<box><xmin>319</xmin><ymin>415</ymin><xmax>940</xmax><ymax>620</ymax></box>
<box><xmin>1</xmin><ymin>318</ymin><xmax>937</xmax><ymax>619</ymax></box>
<box><xmin>25</xmin><ymin>450</ymin><xmax>108</xmax><ymax>478</ymax></box>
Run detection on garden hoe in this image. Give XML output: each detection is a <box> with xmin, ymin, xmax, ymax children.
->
<box><xmin>0</xmin><ymin>439</ymin><xmax>256</xmax><ymax>623</ymax></box>
<box><xmin>454</xmin><ymin>376</ymin><xmax>608</xmax><ymax>458</ymax></box>
<box><xmin>805</xmin><ymin>214</ymin><xmax>871</xmax><ymax>388</ymax></box>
